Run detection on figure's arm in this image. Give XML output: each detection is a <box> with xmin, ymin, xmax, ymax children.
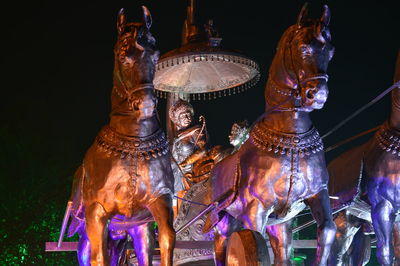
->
<box><xmin>179</xmin><ymin>149</ymin><xmax>207</xmax><ymax>167</ymax></box>
<box><xmin>192</xmin><ymin>115</ymin><xmax>208</xmax><ymax>149</ymax></box>
<box><xmin>193</xmin><ymin>126</ymin><xmax>208</xmax><ymax>149</ymax></box>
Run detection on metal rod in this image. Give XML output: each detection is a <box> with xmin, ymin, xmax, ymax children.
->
<box><xmin>322</xmin><ymin>81</ymin><xmax>400</xmax><ymax>140</ymax></box>
<box><xmin>293</xmin><ymin>205</ymin><xmax>349</xmax><ymax>233</ymax></box>
<box><xmin>176</xmin><ymin>202</ymin><xmax>217</xmax><ymax>235</ymax></box>
<box><xmin>324</xmin><ymin>125</ymin><xmax>380</xmax><ymax>153</ymax></box>
<box><xmin>57</xmin><ymin>201</ymin><xmax>73</xmax><ymax>248</ymax></box>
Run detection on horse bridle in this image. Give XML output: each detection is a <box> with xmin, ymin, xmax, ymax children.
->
<box><xmin>268</xmin><ymin>26</ymin><xmax>329</xmax><ymax>111</ymax></box>
<box><xmin>113</xmin><ymin>68</ymin><xmax>155</xmax><ymax>113</ymax></box>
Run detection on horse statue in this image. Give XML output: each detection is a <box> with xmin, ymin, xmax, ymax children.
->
<box><xmin>67</xmin><ymin>6</ymin><xmax>175</xmax><ymax>266</ymax></box>
<box><xmin>201</xmin><ymin>4</ymin><xmax>336</xmax><ymax>265</ymax></box>
<box><xmin>328</xmin><ymin>51</ymin><xmax>400</xmax><ymax>266</ymax></box>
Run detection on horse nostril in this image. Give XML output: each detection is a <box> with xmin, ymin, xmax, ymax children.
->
<box><xmin>306</xmin><ymin>89</ymin><xmax>316</xmax><ymax>99</ymax></box>
<box><xmin>315</xmin><ymin>89</ymin><xmax>328</xmax><ymax>102</ymax></box>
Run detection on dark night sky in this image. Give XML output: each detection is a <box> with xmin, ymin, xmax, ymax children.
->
<box><xmin>0</xmin><ymin>0</ymin><xmax>399</xmax><ymax>261</ymax></box>
<box><xmin>2</xmin><ymin>1</ymin><xmax>399</xmax><ymax>161</ymax></box>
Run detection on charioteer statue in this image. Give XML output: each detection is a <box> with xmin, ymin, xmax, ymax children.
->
<box><xmin>178</xmin><ymin>120</ymin><xmax>250</xmax><ymax>190</ymax></box>
<box><xmin>172</xmin><ymin>116</ymin><xmax>251</xmax><ymax>265</ymax></box>
<box><xmin>169</xmin><ymin>99</ymin><xmax>209</xmax><ymax>192</ymax></box>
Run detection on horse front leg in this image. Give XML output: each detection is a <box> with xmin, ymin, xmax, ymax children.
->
<box><xmin>305</xmin><ymin>189</ymin><xmax>336</xmax><ymax>266</ymax></box>
<box><xmin>85</xmin><ymin>202</ymin><xmax>110</xmax><ymax>266</ymax></box>
<box><xmin>265</xmin><ymin>222</ymin><xmax>292</xmax><ymax>266</ymax></box>
<box><xmin>108</xmin><ymin>229</ymin><xmax>129</xmax><ymax>266</ymax></box>
<box><xmin>147</xmin><ymin>194</ymin><xmax>175</xmax><ymax>266</ymax></box>
<box><xmin>328</xmin><ymin>210</ymin><xmax>363</xmax><ymax>266</ymax></box>
<box><xmin>214</xmin><ymin>213</ymin><xmax>242</xmax><ymax>266</ymax></box>
<box><xmin>77</xmin><ymin>228</ymin><xmax>91</xmax><ymax>266</ymax></box>
<box><xmin>128</xmin><ymin>223</ymin><xmax>155</xmax><ymax>266</ymax></box>
<box><xmin>370</xmin><ymin>199</ymin><xmax>395</xmax><ymax>266</ymax></box>
<box><xmin>347</xmin><ymin>226</ymin><xmax>371</xmax><ymax>266</ymax></box>
<box><xmin>393</xmin><ymin>221</ymin><xmax>400</xmax><ymax>266</ymax></box>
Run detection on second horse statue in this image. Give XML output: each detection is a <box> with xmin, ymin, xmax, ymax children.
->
<box><xmin>202</xmin><ymin>4</ymin><xmax>336</xmax><ymax>266</ymax></box>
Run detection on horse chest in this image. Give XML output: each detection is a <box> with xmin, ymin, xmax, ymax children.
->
<box><xmin>365</xmin><ymin>144</ymin><xmax>400</xmax><ymax>206</ymax></box>
<box><xmin>245</xmin><ymin>152</ymin><xmax>327</xmax><ymax>203</ymax></box>
<box><xmin>243</xmin><ymin>122</ymin><xmax>328</xmax><ymax>203</ymax></box>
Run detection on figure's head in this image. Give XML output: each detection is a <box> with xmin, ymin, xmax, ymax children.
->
<box><xmin>169</xmin><ymin>99</ymin><xmax>194</xmax><ymax>130</ymax></box>
<box><xmin>229</xmin><ymin>120</ymin><xmax>249</xmax><ymax>147</ymax></box>
<box><xmin>114</xmin><ymin>6</ymin><xmax>160</xmax><ymax>89</ymax></box>
<box><xmin>267</xmin><ymin>4</ymin><xmax>335</xmax><ymax>112</ymax></box>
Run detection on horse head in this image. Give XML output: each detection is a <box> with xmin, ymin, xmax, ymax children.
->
<box><xmin>112</xmin><ymin>6</ymin><xmax>159</xmax><ymax>119</ymax></box>
<box><xmin>266</xmin><ymin>4</ymin><xmax>335</xmax><ymax>112</ymax></box>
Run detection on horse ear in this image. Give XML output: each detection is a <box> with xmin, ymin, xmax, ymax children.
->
<box><xmin>142</xmin><ymin>6</ymin><xmax>152</xmax><ymax>30</ymax></box>
<box><xmin>117</xmin><ymin>8</ymin><xmax>126</xmax><ymax>35</ymax></box>
<box><xmin>133</xmin><ymin>28</ymin><xmax>145</xmax><ymax>52</ymax></box>
<box><xmin>297</xmin><ymin>2</ymin><xmax>309</xmax><ymax>28</ymax></box>
<box><xmin>320</xmin><ymin>5</ymin><xmax>331</xmax><ymax>26</ymax></box>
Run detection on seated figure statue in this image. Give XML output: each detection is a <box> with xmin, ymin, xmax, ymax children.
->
<box><xmin>171</xmin><ymin>119</ymin><xmax>250</xmax><ymax>265</ymax></box>
<box><xmin>169</xmin><ymin>99</ymin><xmax>209</xmax><ymax>192</ymax></box>
<box><xmin>181</xmin><ymin>120</ymin><xmax>250</xmax><ymax>179</ymax></box>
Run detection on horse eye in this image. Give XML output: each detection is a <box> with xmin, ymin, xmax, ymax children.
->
<box><xmin>300</xmin><ymin>45</ymin><xmax>313</xmax><ymax>56</ymax></box>
<box><xmin>118</xmin><ymin>53</ymin><xmax>125</xmax><ymax>62</ymax></box>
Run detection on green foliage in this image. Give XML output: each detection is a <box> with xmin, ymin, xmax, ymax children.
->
<box><xmin>0</xmin><ymin>125</ymin><xmax>79</xmax><ymax>265</ymax></box>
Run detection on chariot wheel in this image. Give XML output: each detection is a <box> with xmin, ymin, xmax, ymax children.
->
<box><xmin>226</xmin><ymin>229</ymin><xmax>270</xmax><ymax>266</ymax></box>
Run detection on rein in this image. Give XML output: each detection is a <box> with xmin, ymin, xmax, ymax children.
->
<box><xmin>324</xmin><ymin>125</ymin><xmax>381</xmax><ymax>153</ymax></box>
<box><xmin>114</xmin><ymin>69</ymin><xmax>154</xmax><ymax>111</ymax></box>
<box><xmin>321</xmin><ymin>81</ymin><xmax>400</xmax><ymax>140</ymax></box>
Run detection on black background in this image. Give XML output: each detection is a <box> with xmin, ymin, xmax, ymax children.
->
<box><xmin>1</xmin><ymin>0</ymin><xmax>399</xmax><ymax>264</ymax></box>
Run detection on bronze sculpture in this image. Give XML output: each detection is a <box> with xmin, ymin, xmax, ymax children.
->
<box><xmin>169</xmin><ymin>99</ymin><xmax>209</xmax><ymax>193</ymax></box>
<box><xmin>328</xmin><ymin>52</ymin><xmax>400</xmax><ymax>266</ymax></box>
<box><xmin>172</xmin><ymin>119</ymin><xmax>251</xmax><ymax>265</ymax></box>
<box><xmin>67</xmin><ymin>6</ymin><xmax>175</xmax><ymax>265</ymax></box>
<box><xmin>202</xmin><ymin>4</ymin><xmax>336</xmax><ymax>265</ymax></box>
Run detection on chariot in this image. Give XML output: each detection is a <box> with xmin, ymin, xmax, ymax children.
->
<box><xmin>44</xmin><ymin>2</ymin><xmax>400</xmax><ymax>266</ymax></box>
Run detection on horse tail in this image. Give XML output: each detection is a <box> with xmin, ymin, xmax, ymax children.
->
<box><xmin>67</xmin><ymin>165</ymin><xmax>86</xmax><ymax>237</ymax></box>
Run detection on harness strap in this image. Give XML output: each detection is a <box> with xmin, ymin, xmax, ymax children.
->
<box><xmin>324</xmin><ymin>125</ymin><xmax>381</xmax><ymax>153</ymax></box>
<box><xmin>322</xmin><ymin>81</ymin><xmax>400</xmax><ymax>140</ymax></box>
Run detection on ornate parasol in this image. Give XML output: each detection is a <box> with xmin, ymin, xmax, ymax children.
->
<box><xmin>154</xmin><ymin>41</ymin><xmax>260</xmax><ymax>100</ymax></box>
<box><xmin>154</xmin><ymin>0</ymin><xmax>260</xmax><ymax>139</ymax></box>
<box><xmin>154</xmin><ymin>0</ymin><xmax>260</xmax><ymax>100</ymax></box>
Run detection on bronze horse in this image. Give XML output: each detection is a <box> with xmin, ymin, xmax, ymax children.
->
<box><xmin>328</xmin><ymin>52</ymin><xmax>400</xmax><ymax>266</ymax></box>
<box><xmin>202</xmin><ymin>4</ymin><xmax>336</xmax><ymax>265</ymax></box>
<box><xmin>68</xmin><ymin>6</ymin><xmax>175</xmax><ymax>266</ymax></box>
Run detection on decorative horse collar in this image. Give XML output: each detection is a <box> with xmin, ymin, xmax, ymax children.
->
<box><xmin>95</xmin><ymin>125</ymin><xmax>169</xmax><ymax>160</ymax></box>
<box><xmin>250</xmin><ymin>121</ymin><xmax>323</xmax><ymax>157</ymax></box>
<box><xmin>376</xmin><ymin>122</ymin><xmax>400</xmax><ymax>156</ymax></box>
<box><xmin>114</xmin><ymin>82</ymin><xmax>155</xmax><ymax>99</ymax></box>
